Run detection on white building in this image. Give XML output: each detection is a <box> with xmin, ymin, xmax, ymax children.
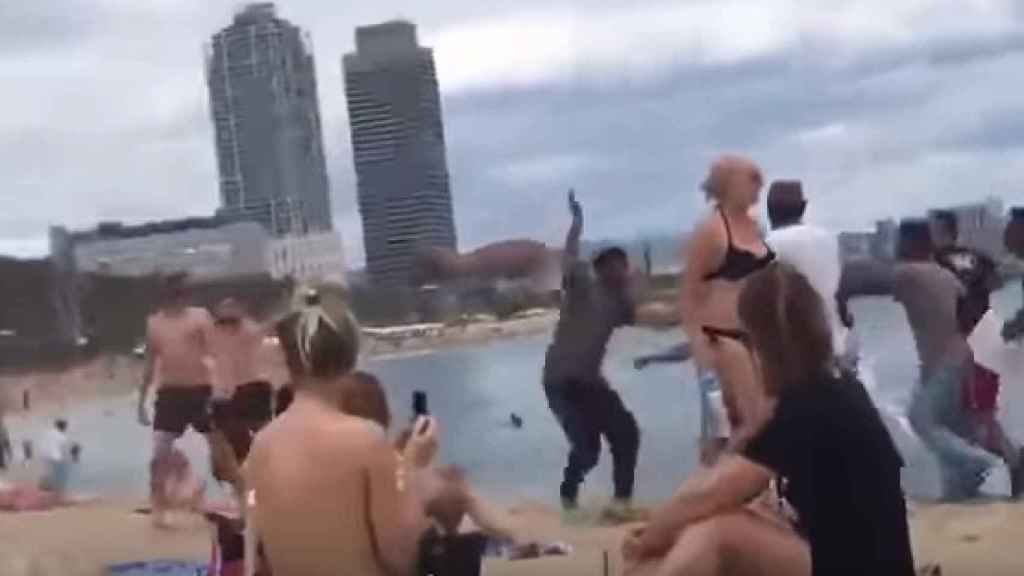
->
<box><xmin>66</xmin><ymin>218</ymin><xmax>271</xmax><ymax>280</ymax></box>
<box><xmin>267</xmin><ymin>230</ymin><xmax>346</xmax><ymax>285</ymax></box>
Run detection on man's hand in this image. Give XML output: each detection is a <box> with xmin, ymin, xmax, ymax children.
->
<box><xmin>568</xmin><ymin>189</ymin><xmax>582</xmax><ymax>222</ymax></box>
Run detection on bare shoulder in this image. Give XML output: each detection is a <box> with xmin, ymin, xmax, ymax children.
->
<box><xmin>686</xmin><ymin>211</ymin><xmax>727</xmax><ymax>259</ymax></box>
<box><xmin>189</xmin><ymin>306</ymin><xmax>214</xmax><ymax>324</ymax></box>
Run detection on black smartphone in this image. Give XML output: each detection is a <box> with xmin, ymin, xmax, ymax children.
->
<box><xmin>412</xmin><ymin>390</ymin><xmax>428</xmax><ymax>418</ymax></box>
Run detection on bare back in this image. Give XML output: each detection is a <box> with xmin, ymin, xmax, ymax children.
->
<box><xmin>247</xmin><ymin>397</ymin><xmax>425</xmax><ymax>576</ymax></box>
<box><xmin>147</xmin><ymin>307</ymin><xmax>213</xmax><ymax>388</ymax></box>
<box><xmin>208</xmin><ymin>319</ymin><xmax>265</xmax><ymax>398</ymax></box>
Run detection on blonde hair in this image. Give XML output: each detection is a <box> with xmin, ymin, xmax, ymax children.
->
<box><xmin>275</xmin><ymin>294</ymin><xmax>360</xmax><ymax>382</ymax></box>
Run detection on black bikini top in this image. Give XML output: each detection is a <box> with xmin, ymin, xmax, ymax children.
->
<box><xmin>703</xmin><ymin>208</ymin><xmax>775</xmax><ymax>282</ymax></box>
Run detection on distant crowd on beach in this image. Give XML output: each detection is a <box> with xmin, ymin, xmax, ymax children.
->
<box><xmin>21</xmin><ymin>153</ymin><xmax>1024</xmax><ymax>575</ymax></box>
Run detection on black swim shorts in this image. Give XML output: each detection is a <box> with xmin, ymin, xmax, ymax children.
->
<box><xmin>154</xmin><ymin>385</ymin><xmax>213</xmax><ymax>436</ymax></box>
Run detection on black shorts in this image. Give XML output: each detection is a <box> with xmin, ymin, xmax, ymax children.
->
<box><xmin>154</xmin><ymin>386</ymin><xmax>213</xmax><ymax>436</ymax></box>
<box><xmin>211</xmin><ymin>381</ymin><xmax>274</xmax><ymax>428</ymax></box>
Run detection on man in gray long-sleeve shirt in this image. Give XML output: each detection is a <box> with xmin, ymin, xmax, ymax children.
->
<box><xmin>543</xmin><ymin>190</ymin><xmax>641</xmax><ymax>521</ymax></box>
<box><xmin>839</xmin><ymin>219</ymin><xmax>1001</xmax><ymax>500</ymax></box>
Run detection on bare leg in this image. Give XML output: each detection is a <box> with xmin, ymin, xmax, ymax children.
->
<box><xmin>710</xmin><ymin>339</ymin><xmax>767</xmax><ymax>447</ymax></box>
<box><xmin>149</xmin><ymin>431</ymin><xmax>176</xmax><ymax>529</ymax></box>
<box><xmin>626</xmin><ymin>511</ymin><xmax>809</xmax><ymax>576</ymax></box>
<box><xmin>208</xmin><ymin>430</ymin><xmax>246</xmax><ymax>511</ymax></box>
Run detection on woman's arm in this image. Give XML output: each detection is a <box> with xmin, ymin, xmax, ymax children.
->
<box><xmin>631</xmin><ymin>455</ymin><xmax>773</xmax><ymax>560</ymax></box>
<box><xmin>365</xmin><ymin>431</ymin><xmax>431</xmax><ymax>576</ymax></box>
<box><xmin>679</xmin><ymin>220</ymin><xmax>720</xmax><ymax>363</ymax></box>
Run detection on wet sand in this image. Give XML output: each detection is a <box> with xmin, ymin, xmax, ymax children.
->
<box><xmin>0</xmin><ymin>499</ymin><xmax>1022</xmax><ymax>575</ymax></box>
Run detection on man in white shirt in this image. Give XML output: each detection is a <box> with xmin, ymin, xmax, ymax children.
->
<box><xmin>765</xmin><ymin>180</ymin><xmax>853</xmax><ymax>367</ymax></box>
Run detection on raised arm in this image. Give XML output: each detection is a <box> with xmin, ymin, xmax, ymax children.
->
<box><xmin>563</xmin><ymin>189</ymin><xmax>583</xmax><ymax>272</ymax></box>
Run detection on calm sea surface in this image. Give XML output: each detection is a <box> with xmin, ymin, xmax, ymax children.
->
<box><xmin>6</xmin><ymin>286</ymin><xmax>1024</xmax><ymax>504</ymax></box>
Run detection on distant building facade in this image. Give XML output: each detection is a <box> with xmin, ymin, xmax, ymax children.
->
<box><xmin>65</xmin><ymin>217</ymin><xmax>271</xmax><ymax>280</ymax></box>
<box><xmin>931</xmin><ymin>197</ymin><xmax>1006</xmax><ymax>258</ymax></box>
<box><xmin>343</xmin><ymin>20</ymin><xmax>457</xmax><ymax>289</ymax></box>
<box><xmin>206</xmin><ymin>3</ymin><xmax>332</xmax><ymax>236</ymax></box>
<box><xmin>871</xmin><ymin>218</ymin><xmax>898</xmax><ymax>261</ymax></box>
<box><xmin>838</xmin><ymin>231</ymin><xmax>875</xmax><ymax>262</ymax></box>
<box><xmin>267</xmin><ymin>230</ymin><xmax>347</xmax><ymax>285</ymax></box>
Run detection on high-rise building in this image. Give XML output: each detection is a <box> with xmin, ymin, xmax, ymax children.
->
<box><xmin>343</xmin><ymin>20</ymin><xmax>457</xmax><ymax>289</ymax></box>
<box><xmin>206</xmin><ymin>3</ymin><xmax>332</xmax><ymax>236</ymax></box>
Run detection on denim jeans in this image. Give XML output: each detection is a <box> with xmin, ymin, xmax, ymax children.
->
<box><xmin>908</xmin><ymin>361</ymin><xmax>994</xmax><ymax>501</ymax></box>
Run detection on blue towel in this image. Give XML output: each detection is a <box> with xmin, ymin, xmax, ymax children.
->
<box><xmin>107</xmin><ymin>560</ymin><xmax>207</xmax><ymax>576</ymax></box>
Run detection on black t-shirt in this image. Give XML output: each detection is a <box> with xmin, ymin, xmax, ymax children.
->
<box><xmin>743</xmin><ymin>372</ymin><xmax>915</xmax><ymax>576</ymax></box>
<box><xmin>934</xmin><ymin>246</ymin><xmax>996</xmax><ymax>334</ymax></box>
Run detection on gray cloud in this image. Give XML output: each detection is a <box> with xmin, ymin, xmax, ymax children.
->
<box><xmin>3</xmin><ymin>1</ymin><xmax>1024</xmax><ymax>265</ymax></box>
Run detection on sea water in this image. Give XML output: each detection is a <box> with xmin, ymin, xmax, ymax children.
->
<box><xmin>6</xmin><ymin>286</ymin><xmax>1024</xmax><ymax>504</ymax></box>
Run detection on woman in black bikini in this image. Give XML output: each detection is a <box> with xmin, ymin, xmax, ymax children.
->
<box><xmin>680</xmin><ymin>155</ymin><xmax>774</xmax><ymax>463</ymax></box>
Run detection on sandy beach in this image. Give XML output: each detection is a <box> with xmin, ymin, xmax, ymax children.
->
<box><xmin>3</xmin><ymin>312</ymin><xmax>1024</xmax><ymax>574</ymax></box>
<box><xmin>1</xmin><ymin>498</ymin><xmax>1023</xmax><ymax>575</ymax></box>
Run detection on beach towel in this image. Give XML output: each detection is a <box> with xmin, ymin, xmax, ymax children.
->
<box><xmin>107</xmin><ymin>560</ymin><xmax>208</xmax><ymax>576</ymax></box>
<box><xmin>0</xmin><ymin>484</ymin><xmax>60</xmax><ymax>512</ymax></box>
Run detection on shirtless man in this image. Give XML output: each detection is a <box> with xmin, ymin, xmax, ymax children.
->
<box><xmin>208</xmin><ymin>299</ymin><xmax>272</xmax><ymax>459</ymax></box>
<box><xmin>137</xmin><ymin>273</ymin><xmax>215</xmax><ymax>526</ymax></box>
<box><xmin>246</xmin><ymin>297</ymin><xmax>435</xmax><ymax>575</ymax></box>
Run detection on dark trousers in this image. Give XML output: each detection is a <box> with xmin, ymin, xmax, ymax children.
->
<box><xmin>544</xmin><ymin>377</ymin><xmax>640</xmax><ymax>504</ymax></box>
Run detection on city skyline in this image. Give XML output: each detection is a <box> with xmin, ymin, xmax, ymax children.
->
<box><xmin>5</xmin><ymin>2</ymin><xmax>1024</xmax><ymax>264</ymax></box>
<box><xmin>206</xmin><ymin>3</ymin><xmax>333</xmax><ymax>236</ymax></box>
<box><xmin>344</xmin><ymin>20</ymin><xmax>457</xmax><ymax>288</ymax></box>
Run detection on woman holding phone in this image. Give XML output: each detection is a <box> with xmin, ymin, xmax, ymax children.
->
<box><xmin>245</xmin><ymin>297</ymin><xmax>440</xmax><ymax>576</ymax></box>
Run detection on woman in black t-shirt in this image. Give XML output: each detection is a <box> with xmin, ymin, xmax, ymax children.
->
<box><xmin>624</xmin><ymin>262</ymin><xmax>915</xmax><ymax>576</ymax></box>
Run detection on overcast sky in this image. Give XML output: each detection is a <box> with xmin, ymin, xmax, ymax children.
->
<box><xmin>4</xmin><ymin>1</ymin><xmax>1024</xmax><ymax>265</ymax></box>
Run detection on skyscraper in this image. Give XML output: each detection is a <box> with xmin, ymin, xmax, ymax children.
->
<box><xmin>206</xmin><ymin>3</ymin><xmax>332</xmax><ymax>236</ymax></box>
<box><xmin>343</xmin><ymin>21</ymin><xmax>457</xmax><ymax>289</ymax></box>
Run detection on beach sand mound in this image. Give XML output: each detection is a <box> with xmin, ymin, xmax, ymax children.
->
<box><xmin>1</xmin><ymin>500</ymin><xmax>1023</xmax><ymax>575</ymax></box>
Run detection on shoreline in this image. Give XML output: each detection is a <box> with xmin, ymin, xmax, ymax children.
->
<box><xmin>0</xmin><ymin>313</ymin><xmax>558</xmax><ymax>416</ymax></box>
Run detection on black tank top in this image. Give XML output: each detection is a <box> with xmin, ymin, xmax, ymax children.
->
<box><xmin>703</xmin><ymin>208</ymin><xmax>775</xmax><ymax>282</ymax></box>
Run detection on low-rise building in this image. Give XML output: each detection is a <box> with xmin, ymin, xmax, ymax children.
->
<box><xmin>267</xmin><ymin>230</ymin><xmax>347</xmax><ymax>285</ymax></box>
<box><xmin>62</xmin><ymin>216</ymin><xmax>271</xmax><ymax>280</ymax></box>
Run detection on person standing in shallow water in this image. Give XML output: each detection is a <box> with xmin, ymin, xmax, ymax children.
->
<box><xmin>137</xmin><ymin>273</ymin><xmax>217</xmax><ymax>527</ymax></box>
